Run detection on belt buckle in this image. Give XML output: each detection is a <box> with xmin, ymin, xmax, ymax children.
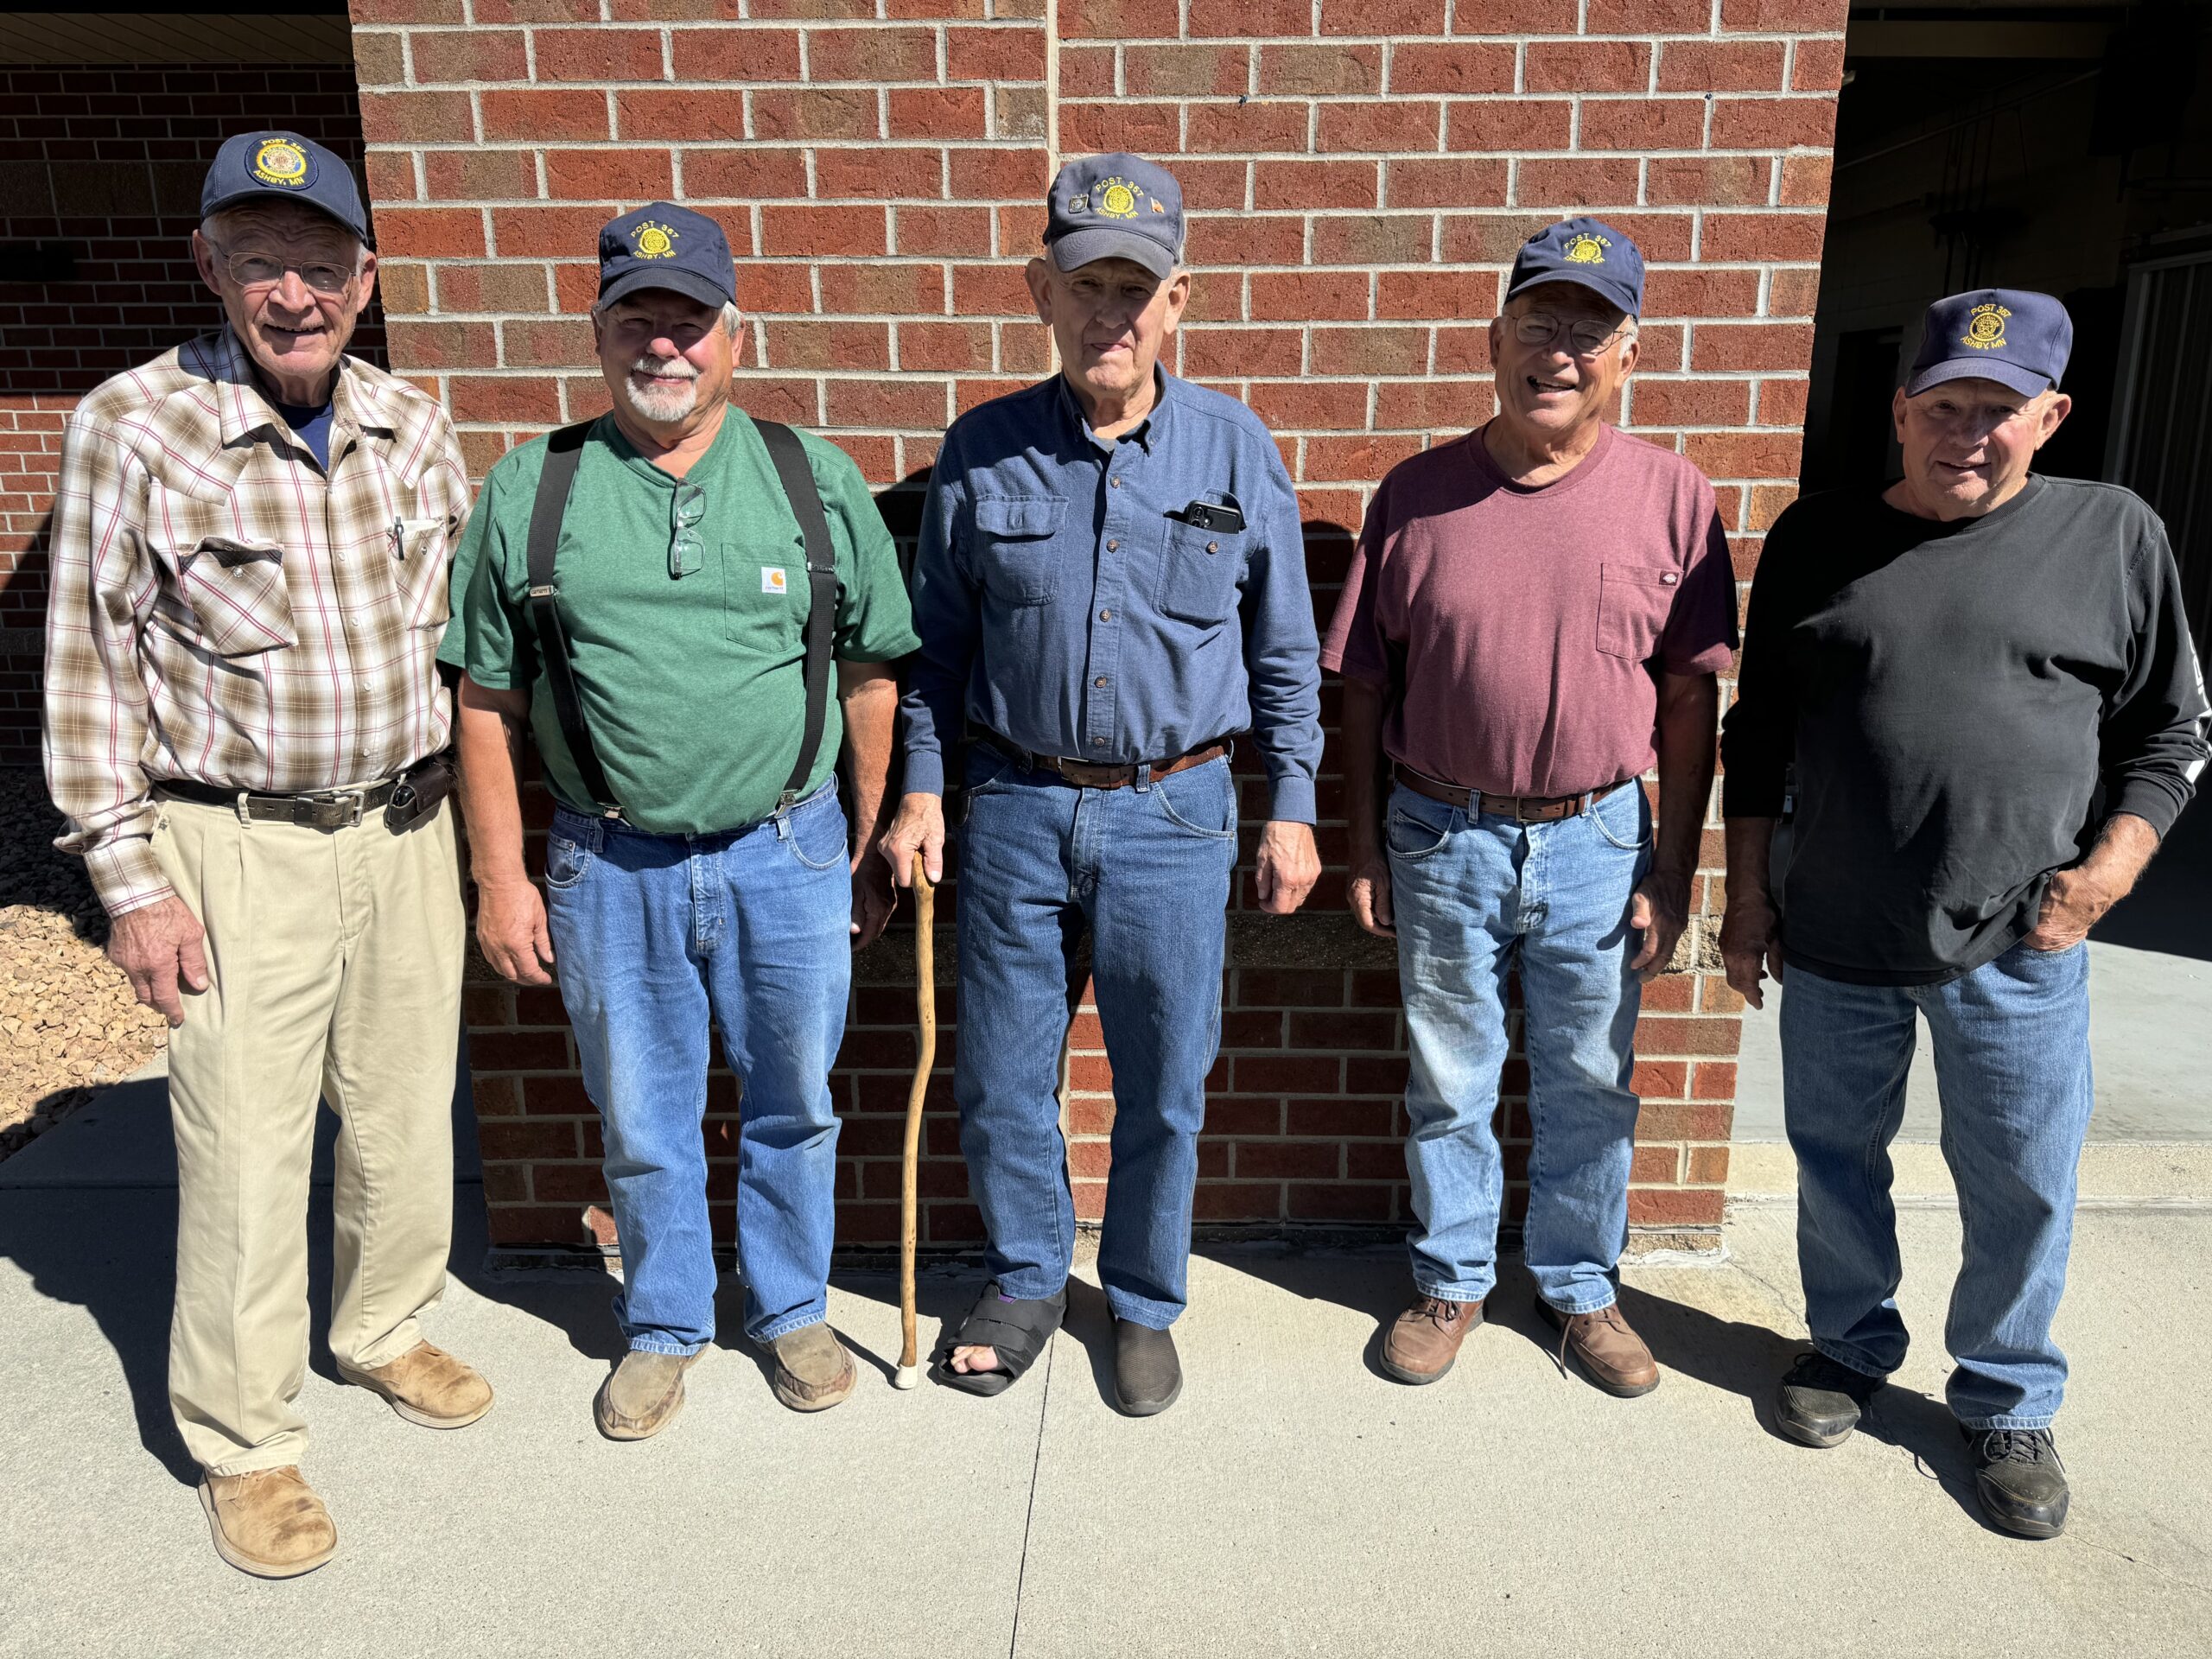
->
<box><xmin>1513</xmin><ymin>798</ymin><xmax>1546</xmax><ymax>824</ymax></box>
<box><xmin>302</xmin><ymin>791</ymin><xmax>365</xmax><ymax>830</ymax></box>
<box><xmin>1059</xmin><ymin>760</ymin><xmax>1116</xmax><ymax>789</ymax></box>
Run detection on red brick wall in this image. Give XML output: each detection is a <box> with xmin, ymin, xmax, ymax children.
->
<box><xmin>353</xmin><ymin>0</ymin><xmax>1847</xmax><ymax>1260</ymax></box>
<box><xmin>0</xmin><ymin>63</ymin><xmax>380</xmax><ymax>764</ymax></box>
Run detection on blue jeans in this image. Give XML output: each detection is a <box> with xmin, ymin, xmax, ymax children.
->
<box><xmin>543</xmin><ymin>780</ymin><xmax>851</xmax><ymax>1354</ymax></box>
<box><xmin>1387</xmin><ymin>779</ymin><xmax>1652</xmax><ymax>1313</ymax></box>
<box><xmin>1780</xmin><ymin>943</ymin><xmax>2094</xmax><ymax>1429</ymax></box>
<box><xmin>953</xmin><ymin>743</ymin><xmax>1238</xmax><ymax>1328</ymax></box>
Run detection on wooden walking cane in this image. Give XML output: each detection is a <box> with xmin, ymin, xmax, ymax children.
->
<box><xmin>894</xmin><ymin>853</ymin><xmax>936</xmax><ymax>1389</ymax></box>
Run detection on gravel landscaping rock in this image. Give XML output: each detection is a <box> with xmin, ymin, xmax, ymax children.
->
<box><xmin>0</xmin><ymin>768</ymin><xmax>168</xmax><ymax>1160</ymax></box>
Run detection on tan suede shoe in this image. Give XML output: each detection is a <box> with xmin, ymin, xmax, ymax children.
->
<box><xmin>1537</xmin><ymin>1298</ymin><xmax>1661</xmax><ymax>1397</ymax></box>
<box><xmin>338</xmin><ymin>1340</ymin><xmax>494</xmax><ymax>1429</ymax></box>
<box><xmin>198</xmin><ymin>1466</ymin><xmax>337</xmax><ymax>1580</ymax></box>
<box><xmin>768</xmin><ymin>1322</ymin><xmax>856</xmax><ymax>1412</ymax></box>
<box><xmin>595</xmin><ymin>1349</ymin><xmax>703</xmax><ymax>1440</ymax></box>
<box><xmin>1380</xmin><ymin>1294</ymin><xmax>1484</xmax><ymax>1384</ymax></box>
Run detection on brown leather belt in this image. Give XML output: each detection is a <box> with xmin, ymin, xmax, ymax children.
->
<box><xmin>157</xmin><ymin>777</ymin><xmax>399</xmax><ymax>829</ymax></box>
<box><xmin>1392</xmin><ymin>764</ymin><xmax>1631</xmax><ymax>823</ymax></box>
<box><xmin>982</xmin><ymin>734</ymin><xmax>1230</xmax><ymax>791</ymax></box>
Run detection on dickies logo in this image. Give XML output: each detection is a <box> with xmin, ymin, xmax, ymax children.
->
<box><xmin>1563</xmin><ymin>232</ymin><xmax>1610</xmax><ymax>265</ymax></box>
<box><xmin>251</xmin><ymin>138</ymin><xmax>311</xmax><ymax>189</ymax></box>
<box><xmin>762</xmin><ymin>567</ymin><xmax>787</xmax><ymax>594</ymax></box>
<box><xmin>1962</xmin><ymin>302</ymin><xmax>2011</xmax><ymax>350</ymax></box>
<box><xmin>631</xmin><ymin>220</ymin><xmax>679</xmax><ymax>259</ymax></box>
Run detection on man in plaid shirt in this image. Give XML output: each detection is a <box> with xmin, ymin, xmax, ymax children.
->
<box><xmin>42</xmin><ymin>130</ymin><xmax>488</xmax><ymax>1580</ymax></box>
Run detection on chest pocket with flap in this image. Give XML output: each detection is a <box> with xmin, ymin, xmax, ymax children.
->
<box><xmin>1155</xmin><ymin>516</ymin><xmax>1244</xmax><ymax>626</ymax></box>
<box><xmin>969</xmin><ymin>496</ymin><xmax>1065</xmax><ymax>607</ymax></box>
<box><xmin>176</xmin><ymin>537</ymin><xmax>299</xmax><ymax>657</ymax></box>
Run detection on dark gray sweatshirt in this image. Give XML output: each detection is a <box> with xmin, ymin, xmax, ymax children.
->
<box><xmin>1721</xmin><ymin>475</ymin><xmax>2209</xmax><ymax>985</ymax></box>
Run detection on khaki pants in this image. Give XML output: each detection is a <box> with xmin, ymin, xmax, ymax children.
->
<box><xmin>156</xmin><ymin>794</ymin><xmax>466</xmax><ymax>1476</ymax></box>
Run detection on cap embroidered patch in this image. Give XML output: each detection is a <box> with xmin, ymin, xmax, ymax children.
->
<box><xmin>1962</xmin><ymin>302</ymin><xmax>2011</xmax><ymax>350</ymax></box>
<box><xmin>250</xmin><ymin>138</ymin><xmax>311</xmax><ymax>189</ymax></box>
<box><xmin>762</xmin><ymin>567</ymin><xmax>788</xmax><ymax>594</ymax></box>
<box><xmin>1096</xmin><ymin>177</ymin><xmax>1141</xmax><ymax>219</ymax></box>
<box><xmin>631</xmin><ymin>220</ymin><xmax>679</xmax><ymax>259</ymax></box>
<box><xmin>1563</xmin><ymin>232</ymin><xmax>1610</xmax><ymax>265</ymax></box>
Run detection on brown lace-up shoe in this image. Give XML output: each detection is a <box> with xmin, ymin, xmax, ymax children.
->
<box><xmin>767</xmin><ymin>1322</ymin><xmax>856</xmax><ymax>1412</ymax></box>
<box><xmin>338</xmin><ymin>1340</ymin><xmax>493</xmax><ymax>1429</ymax></box>
<box><xmin>198</xmin><ymin>1466</ymin><xmax>338</xmax><ymax>1579</ymax></box>
<box><xmin>1536</xmin><ymin>1297</ymin><xmax>1660</xmax><ymax>1397</ymax></box>
<box><xmin>1380</xmin><ymin>1294</ymin><xmax>1484</xmax><ymax>1384</ymax></box>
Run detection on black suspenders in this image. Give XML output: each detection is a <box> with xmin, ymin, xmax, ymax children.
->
<box><xmin>522</xmin><ymin>416</ymin><xmax>839</xmax><ymax>820</ymax></box>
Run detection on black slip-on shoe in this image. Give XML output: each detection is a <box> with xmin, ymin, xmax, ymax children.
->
<box><xmin>1964</xmin><ymin>1426</ymin><xmax>2069</xmax><ymax>1539</ymax></box>
<box><xmin>1112</xmin><ymin>1319</ymin><xmax>1182</xmax><ymax>1417</ymax></box>
<box><xmin>1775</xmin><ymin>1351</ymin><xmax>1885</xmax><ymax>1448</ymax></box>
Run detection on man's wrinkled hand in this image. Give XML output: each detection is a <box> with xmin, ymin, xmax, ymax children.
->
<box><xmin>1254</xmin><ymin>820</ymin><xmax>1321</xmax><ymax>915</ymax></box>
<box><xmin>1719</xmin><ymin>897</ymin><xmax>1783</xmax><ymax>1010</ymax></box>
<box><xmin>1628</xmin><ymin>874</ymin><xmax>1690</xmax><ymax>981</ymax></box>
<box><xmin>107</xmin><ymin>894</ymin><xmax>209</xmax><ymax>1027</ymax></box>
<box><xmin>879</xmin><ymin>791</ymin><xmax>945</xmax><ymax>888</ymax></box>
<box><xmin>2024</xmin><ymin>865</ymin><xmax>2113</xmax><ymax>953</ymax></box>
<box><xmin>1348</xmin><ymin>849</ymin><xmax>1395</xmax><ymax>938</ymax></box>
<box><xmin>477</xmin><ymin>879</ymin><xmax>556</xmax><ymax>987</ymax></box>
<box><xmin>850</xmin><ymin>852</ymin><xmax>896</xmax><ymax>950</ymax></box>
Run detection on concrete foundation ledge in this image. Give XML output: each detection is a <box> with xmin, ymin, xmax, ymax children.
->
<box><xmin>1726</xmin><ymin>1141</ymin><xmax>2212</xmax><ymax>1207</ymax></box>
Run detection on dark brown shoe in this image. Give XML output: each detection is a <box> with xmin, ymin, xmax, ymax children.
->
<box><xmin>1380</xmin><ymin>1294</ymin><xmax>1484</xmax><ymax>1384</ymax></box>
<box><xmin>1537</xmin><ymin>1297</ymin><xmax>1660</xmax><ymax>1397</ymax></box>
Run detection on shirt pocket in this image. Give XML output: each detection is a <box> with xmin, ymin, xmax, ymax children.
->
<box><xmin>1595</xmin><ymin>563</ymin><xmax>1680</xmax><ymax>663</ymax></box>
<box><xmin>390</xmin><ymin>514</ymin><xmax>455</xmax><ymax>631</ymax></box>
<box><xmin>970</xmin><ymin>497</ymin><xmax>1065</xmax><ymax>607</ymax></box>
<box><xmin>1154</xmin><ymin>518</ymin><xmax>1244</xmax><ymax>626</ymax></box>
<box><xmin>175</xmin><ymin>537</ymin><xmax>299</xmax><ymax>657</ymax></box>
<box><xmin>722</xmin><ymin>541</ymin><xmax>809</xmax><ymax>652</ymax></box>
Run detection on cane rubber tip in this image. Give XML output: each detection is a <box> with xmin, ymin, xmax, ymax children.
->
<box><xmin>894</xmin><ymin>1364</ymin><xmax>919</xmax><ymax>1390</ymax></box>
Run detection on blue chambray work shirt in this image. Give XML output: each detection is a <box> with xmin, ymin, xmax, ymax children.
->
<box><xmin>901</xmin><ymin>369</ymin><xmax>1323</xmax><ymax>823</ymax></box>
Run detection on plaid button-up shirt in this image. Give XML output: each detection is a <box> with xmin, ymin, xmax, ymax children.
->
<box><xmin>42</xmin><ymin>328</ymin><xmax>471</xmax><ymax>916</ymax></box>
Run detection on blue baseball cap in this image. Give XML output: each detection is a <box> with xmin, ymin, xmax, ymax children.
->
<box><xmin>1045</xmin><ymin>153</ymin><xmax>1184</xmax><ymax>280</ymax></box>
<box><xmin>201</xmin><ymin>130</ymin><xmax>369</xmax><ymax>245</ymax></box>
<box><xmin>1905</xmin><ymin>289</ymin><xmax>2072</xmax><ymax>398</ymax></box>
<box><xmin>597</xmin><ymin>202</ymin><xmax>735</xmax><ymax>313</ymax></box>
<box><xmin>1504</xmin><ymin>216</ymin><xmax>1646</xmax><ymax>317</ymax></box>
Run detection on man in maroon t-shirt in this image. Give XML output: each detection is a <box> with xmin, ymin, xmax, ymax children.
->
<box><xmin>1321</xmin><ymin>217</ymin><xmax>1737</xmax><ymax>1395</ymax></box>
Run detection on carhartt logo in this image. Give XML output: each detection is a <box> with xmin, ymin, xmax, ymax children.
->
<box><xmin>1962</xmin><ymin>302</ymin><xmax>2011</xmax><ymax>350</ymax></box>
<box><xmin>762</xmin><ymin>567</ymin><xmax>787</xmax><ymax>594</ymax></box>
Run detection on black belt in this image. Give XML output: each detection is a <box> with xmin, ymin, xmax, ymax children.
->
<box><xmin>157</xmin><ymin>777</ymin><xmax>400</xmax><ymax>829</ymax></box>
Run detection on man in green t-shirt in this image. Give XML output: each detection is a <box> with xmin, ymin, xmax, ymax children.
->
<box><xmin>447</xmin><ymin>203</ymin><xmax>919</xmax><ymax>1441</ymax></box>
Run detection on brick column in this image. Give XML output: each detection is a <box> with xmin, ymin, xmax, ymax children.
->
<box><xmin>348</xmin><ymin>0</ymin><xmax>1847</xmax><ymax>1262</ymax></box>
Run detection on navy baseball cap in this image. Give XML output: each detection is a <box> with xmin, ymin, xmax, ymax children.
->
<box><xmin>1905</xmin><ymin>289</ymin><xmax>2072</xmax><ymax>398</ymax></box>
<box><xmin>1045</xmin><ymin>153</ymin><xmax>1183</xmax><ymax>280</ymax></box>
<box><xmin>201</xmin><ymin>130</ymin><xmax>369</xmax><ymax>244</ymax></box>
<box><xmin>1504</xmin><ymin>216</ymin><xmax>1645</xmax><ymax>317</ymax></box>
<box><xmin>597</xmin><ymin>202</ymin><xmax>735</xmax><ymax>312</ymax></box>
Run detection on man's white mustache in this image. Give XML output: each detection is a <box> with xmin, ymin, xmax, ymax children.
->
<box><xmin>630</xmin><ymin>357</ymin><xmax>699</xmax><ymax>380</ymax></box>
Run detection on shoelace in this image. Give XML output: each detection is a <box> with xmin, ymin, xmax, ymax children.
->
<box><xmin>1977</xmin><ymin>1428</ymin><xmax>2061</xmax><ymax>1468</ymax></box>
<box><xmin>1408</xmin><ymin>1297</ymin><xmax>1467</xmax><ymax>1329</ymax></box>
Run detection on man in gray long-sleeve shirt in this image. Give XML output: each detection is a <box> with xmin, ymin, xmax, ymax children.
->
<box><xmin>1720</xmin><ymin>288</ymin><xmax>2209</xmax><ymax>1541</ymax></box>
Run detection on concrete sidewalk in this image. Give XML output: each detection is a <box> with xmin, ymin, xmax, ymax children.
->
<box><xmin>3</xmin><ymin>1089</ymin><xmax>2209</xmax><ymax>1656</ymax></box>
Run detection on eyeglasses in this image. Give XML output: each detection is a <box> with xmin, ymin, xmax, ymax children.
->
<box><xmin>1509</xmin><ymin>313</ymin><xmax>1630</xmax><ymax>356</ymax></box>
<box><xmin>670</xmin><ymin>481</ymin><xmax>706</xmax><ymax>578</ymax></box>
<box><xmin>213</xmin><ymin>247</ymin><xmax>355</xmax><ymax>297</ymax></box>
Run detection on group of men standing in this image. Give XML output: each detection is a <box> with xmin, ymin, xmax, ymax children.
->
<box><xmin>42</xmin><ymin>130</ymin><xmax>2207</xmax><ymax>1578</ymax></box>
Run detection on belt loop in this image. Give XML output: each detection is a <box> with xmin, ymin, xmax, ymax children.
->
<box><xmin>1135</xmin><ymin>760</ymin><xmax>1153</xmax><ymax>793</ymax></box>
<box><xmin>232</xmin><ymin>791</ymin><xmax>252</xmax><ymax>829</ymax></box>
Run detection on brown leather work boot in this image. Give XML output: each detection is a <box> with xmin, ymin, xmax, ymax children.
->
<box><xmin>1537</xmin><ymin>1298</ymin><xmax>1660</xmax><ymax>1396</ymax></box>
<box><xmin>595</xmin><ymin>1349</ymin><xmax>703</xmax><ymax>1440</ymax></box>
<box><xmin>198</xmin><ymin>1466</ymin><xmax>338</xmax><ymax>1580</ymax></box>
<box><xmin>1380</xmin><ymin>1294</ymin><xmax>1484</xmax><ymax>1384</ymax></box>
<box><xmin>768</xmin><ymin>1322</ymin><xmax>856</xmax><ymax>1412</ymax></box>
<box><xmin>338</xmin><ymin>1340</ymin><xmax>493</xmax><ymax>1429</ymax></box>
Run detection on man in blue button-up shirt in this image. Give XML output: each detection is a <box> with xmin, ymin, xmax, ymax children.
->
<box><xmin>882</xmin><ymin>153</ymin><xmax>1323</xmax><ymax>1415</ymax></box>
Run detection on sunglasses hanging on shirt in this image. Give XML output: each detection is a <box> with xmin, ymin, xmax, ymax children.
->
<box><xmin>670</xmin><ymin>480</ymin><xmax>706</xmax><ymax>578</ymax></box>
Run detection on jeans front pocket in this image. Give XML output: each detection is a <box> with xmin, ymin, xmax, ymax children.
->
<box><xmin>784</xmin><ymin>785</ymin><xmax>851</xmax><ymax>872</ymax></box>
<box><xmin>1589</xmin><ymin>779</ymin><xmax>1653</xmax><ymax>852</ymax></box>
<box><xmin>1152</xmin><ymin>758</ymin><xmax>1237</xmax><ymax>839</ymax></box>
<box><xmin>543</xmin><ymin>817</ymin><xmax>598</xmax><ymax>890</ymax></box>
<box><xmin>1385</xmin><ymin>785</ymin><xmax>1455</xmax><ymax>861</ymax></box>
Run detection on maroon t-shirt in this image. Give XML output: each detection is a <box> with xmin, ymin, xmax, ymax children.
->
<box><xmin>1322</xmin><ymin>423</ymin><xmax>1738</xmax><ymax>798</ymax></box>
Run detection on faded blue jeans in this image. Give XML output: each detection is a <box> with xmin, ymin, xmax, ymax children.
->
<box><xmin>1780</xmin><ymin>942</ymin><xmax>2094</xmax><ymax>1429</ymax></box>
<box><xmin>1387</xmin><ymin>778</ymin><xmax>1653</xmax><ymax>1314</ymax></box>
<box><xmin>543</xmin><ymin>780</ymin><xmax>850</xmax><ymax>1355</ymax></box>
<box><xmin>953</xmin><ymin>742</ymin><xmax>1238</xmax><ymax>1329</ymax></box>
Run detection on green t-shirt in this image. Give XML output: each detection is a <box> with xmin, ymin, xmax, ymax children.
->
<box><xmin>442</xmin><ymin>410</ymin><xmax>919</xmax><ymax>834</ymax></box>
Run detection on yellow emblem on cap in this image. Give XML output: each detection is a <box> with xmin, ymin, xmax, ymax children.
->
<box><xmin>251</xmin><ymin>138</ymin><xmax>309</xmax><ymax>189</ymax></box>
<box><xmin>632</xmin><ymin>220</ymin><xmax>679</xmax><ymax>259</ymax></box>
<box><xmin>1962</xmin><ymin>302</ymin><xmax>2011</xmax><ymax>350</ymax></box>
<box><xmin>1096</xmin><ymin>178</ymin><xmax>1140</xmax><ymax>219</ymax></box>
<box><xmin>1564</xmin><ymin>232</ymin><xmax>1610</xmax><ymax>265</ymax></box>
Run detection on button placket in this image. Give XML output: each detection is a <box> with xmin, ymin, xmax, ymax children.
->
<box><xmin>1084</xmin><ymin>442</ymin><xmax>1136</xmax><ymax>757</ymax></box>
